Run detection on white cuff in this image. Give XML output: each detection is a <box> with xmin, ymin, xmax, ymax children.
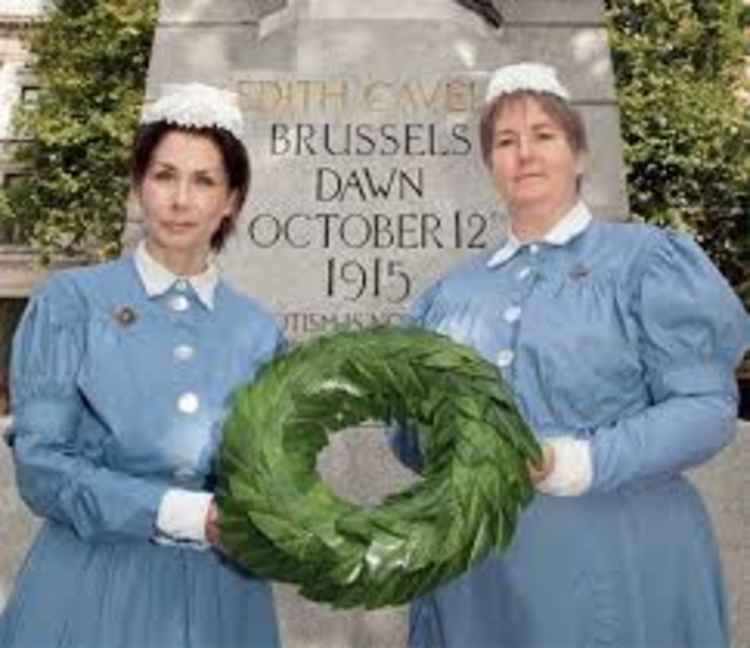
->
<box><xmin>156</xmin><ymin>489</ymin><xmax>213</xmax><ymax>544</ymax></box>
<box><xmin>537</xmin><ymin>437</ymin><xmax>593</xmax><ymax>496</ymax></box>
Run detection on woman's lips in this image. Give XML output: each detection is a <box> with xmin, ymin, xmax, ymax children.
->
<box><xmin>516</xmin><ymin>173</ymin><xmax>544</xmax><ymax>181</ymax></box>
<box><xmin>162</xmin><ymin>222</ymin><xmax>197</xmax><ymax>233</ymax></box>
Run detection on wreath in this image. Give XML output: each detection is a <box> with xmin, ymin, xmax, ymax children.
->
<box><xmin>215</xmin><ymin>326</ymin><xmax>540</xmax><ymax>609</ymax></box>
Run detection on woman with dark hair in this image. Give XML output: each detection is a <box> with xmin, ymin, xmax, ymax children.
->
<box><xmin>0</xmin><ymin>83</ymin><xmax>283</xmax><ymax>647</ymax></box>
<box><xmin>395</xmin><ymin>62</ymin><xmax>749</xmax><ymax>647</ymax></box>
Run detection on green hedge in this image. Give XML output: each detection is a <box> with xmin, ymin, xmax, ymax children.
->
<box><xmin>0</xmin><ymin>0</ymin><xmax>158</xmax><ymax>262</ymax></box>
<box><xmin>1</xmin><ymin>0</ymin><xmax>748</xmax><ymax>309</ymax></box>
<box><xmin>604</xmin><ymin>0</ymin><xmax>749</xmax><ymax>306</ymax></box>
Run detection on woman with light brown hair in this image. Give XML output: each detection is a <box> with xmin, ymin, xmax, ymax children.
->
<box><xmin>395</xmin><ymin>62</ymin><xmax>749</xmax><ymax>647</ymax></box>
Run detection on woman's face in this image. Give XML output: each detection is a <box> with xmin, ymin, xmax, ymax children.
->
<box><xmin>137</xmin><ymin>130</ymin><xmax>236</xmax><ymax>259</ymax></box>
<box><xmin>490</xmin><ymin>96</ymin><xmax>581</xmax><ymax>220</ymax></box>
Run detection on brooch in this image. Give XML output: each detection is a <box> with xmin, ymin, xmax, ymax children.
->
<box><xmin>114</xmin><ymin>306</ymin><xmax>137</xmax><ymax>327</ymax></box>
<box><xmin>569</xmin><ymin>263</ymin><xmax>590</xmax><ymax>280</ymax></box>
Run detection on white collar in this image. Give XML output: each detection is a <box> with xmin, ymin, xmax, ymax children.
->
<box><xmin>133</xmin><ymin>240</ymin><xmax>218</xmax><ymax>310</ymax></box>
<box><xmin>487</xmin><ymin>201</ymin><xmax>592</xmax><ymax>268</ymax></box>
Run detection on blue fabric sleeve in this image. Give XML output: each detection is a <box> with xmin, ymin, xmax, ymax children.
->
<box><xmin>588</xmin><ymin>230</ymin><xmax>749</xmax><ymax>492</ymax></box>
<box><xmin>9</xmin><ymin>274</ymin><xmax>167</xmax><ymax>543</ymax></box>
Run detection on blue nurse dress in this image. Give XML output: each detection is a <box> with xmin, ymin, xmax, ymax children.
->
<box><xmin>0</xmin><ymin>249</ymin><xmax>283</xmax><ymax>648</ymax></box>
<box><xmin>394</xmin><ymin>203</ymin><xmax>749</xmax><ymax>648</ymax></box>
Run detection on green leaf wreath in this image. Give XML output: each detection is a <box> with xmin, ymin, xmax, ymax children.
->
<box><xmin>216</xmin><ymin>327</ymin><xmax>540</xmax><ymax>609</ymax></box>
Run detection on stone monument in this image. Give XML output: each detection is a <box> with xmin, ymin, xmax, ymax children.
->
<box><xmin>1</xmin><ymin>1</ymin><xmax>747</xmax><ymax>646</ymax></box>
<box><xmin>144</xmin><ymin>2</ymin><xmax>626</xmax><ymax>645</ymax></box>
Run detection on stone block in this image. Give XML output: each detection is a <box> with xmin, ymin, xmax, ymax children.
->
<box><xmin>227</xmin><ymin>22</ymin><xmax>615</xmax><ymax>102</ymax></box>
<box><xmin>274</xmin><ymin>583</ymin><xmax>407</xmax><ymax>648</ymax></box>
<box><xmin>157</xmin><ymin>0</ymin><xmax>287</xmax><ymax>24</ymax></box>
<box><xmin>689</xmin><ymin>420</ymin><xmax>750</xmax><ymax>647</ymax></box>
<box><xmin>295</xmin><ymin>0</ymin><xmax>603</xmax><ymax>26</ymax></box>
<box><xmin>471</xmin><ymin>26</ymin><xmax>617</xmax><ymax>101</ymax></box>
<box><xmin>0</xmin><ymin>424</ymin><xmax>39</xmax><ymax>612</ymax></box>
<box><xmin>501</xmin><ymin>0</ymin><xmax>605</xmax><ymax>25</ymax></box>
<box><xmin>145</xmin><ymin>25</ymin><xmax>260</xmax><ymax>92</ymax></box>
<box><xmin>578</xmin><ymin>104</ymin><xmax>629</xmax><ymax>218</ymax></box>
<box><xmin>0</xmin><ymin>252</ymin><xmax>52</xmax><ymax>298</ymax></box>
<box><xmin>300</xmin><ymin>0</ymin><xmax>485</xmax><ymax>27</ymax></box>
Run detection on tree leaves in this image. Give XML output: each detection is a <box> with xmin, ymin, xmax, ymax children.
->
<box><xmin>215</xmin><ymin>326</ymin><xmax>540</xmax><ymax>609</ymax></box>
<box><xmin>604</xmin><ymin>0</ymin><xmax>749</xmax><ymax>311</ymax></box>
<box><xmin>1</xmin><ymin>0</ymin><xmax>159</xmax><ymax>261</ymax></box>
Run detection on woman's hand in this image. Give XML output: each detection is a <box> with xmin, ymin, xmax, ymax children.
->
<box><xmin>205</xmin><ymin>499</ymin><xmax>221</xmax><ymax>547</ymax></box>
<box><xmin>528</xmin><ymin>444</ymin><xmax>555</xmax><ymax>486</ymax></box>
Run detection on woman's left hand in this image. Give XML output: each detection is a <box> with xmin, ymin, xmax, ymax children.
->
<box><xmin>528</xmin><ymin>444</ymin><xmax>555</xmax><ymax>486</ymax></box>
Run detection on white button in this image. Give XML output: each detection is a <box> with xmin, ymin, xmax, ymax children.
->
<box><xmin>169</xmin><ymin>295</ymin><xmax>190</xmax><ymax>312</ymax></box>
<box><xmin>503</xmin><ymin>306</ymin><xmax>522</xmax><ymax>323</ymax></box>
<box><xmin>173</xmin><ymin>345</ymin><xmax>195</xmax><ymax>361</ymax></box>
<box><xmin>517</xmin><ymin>267</ymin><xmax>531</xmax><ymax>280</ymax></box>
<box><xmin>496</xmin><ymin>349</ymin><xmax>515</xmax><ymax>367</ymax></box>
<box><xmin>175</xmin><ymin>279</ymin><xmax>188</xmax><ymax>292</ymax></box>
<box><xmin>177</xmin><ymin>392</ymin><xmax>200</xmax><ymax>414</ymax></box>
<box><xmin>529</xmin><ymin>244</ymin><xmax>540</xmax><ymax>254</ymax></box>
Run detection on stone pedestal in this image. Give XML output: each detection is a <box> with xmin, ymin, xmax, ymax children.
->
<box><xmin>0</xmin><ymin>417</ymin><xmax>40</xmax><ymax>611</ymax></box>
<box><xmin>688</xmin><ymin>425</ymin><xmax>750</xmax><ymax>647</ymax></box>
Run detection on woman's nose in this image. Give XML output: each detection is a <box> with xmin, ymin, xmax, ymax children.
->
<box><xmin>518</xmin><ymin>134</ymin><xmax>533</xmax><ymax>160</ymax></box>
<box><xmin>172</xmin><ymin>180</ymin><xmax>190</xmax><ymax>208</ymax></box>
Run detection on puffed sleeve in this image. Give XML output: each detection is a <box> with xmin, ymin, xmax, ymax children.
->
<box><xmin>8</xmin><ymin>274</ymin><xmax>168</xmax><ymax>542</ymax></box>
<box><xmin>589</xmin><ymin>230</ymin><xmax>749</xmax><ymax>492</ymax></box>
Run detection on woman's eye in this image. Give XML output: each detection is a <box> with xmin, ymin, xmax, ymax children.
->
<box><xmin>196</xmin><ymin>176</ymin><xmax>216</xmax><ymax>187</ymax></box>
<box><xmin>494</xmin><ymin>138</ymin><xmax>514</xmax><ymax>148</ymax></box>
<box><xmin>537</xmin><ymin>131</ymin><xmax>556</xmax><ymax>141</ymax></box>
<box><xmin>153</xmin><ymin>170</ymin><xmax>172</xmax><ymax>181</ymax></box>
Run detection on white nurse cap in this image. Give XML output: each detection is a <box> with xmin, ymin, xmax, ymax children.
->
<box><xmin>140</xmin><ymin>82</ymin><xmax>244</xmax><ymax>141</ymax></box>
<box><xmin>485</xmin><ymin>62</ymin><xmax>571</xmax><ymax>103</ymax></box>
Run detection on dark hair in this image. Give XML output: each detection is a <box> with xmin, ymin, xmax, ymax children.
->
<box><xmin>131</xmin><ymin>121</ymin><xmax>251</xmax><ymax>251</ymax></box>
<box><xmin>479</xmin><ymin>90</ymin><xmax>588</xmax><ymax>181</ymax></box>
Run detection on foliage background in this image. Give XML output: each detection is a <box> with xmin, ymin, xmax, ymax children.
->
<box><xmin>0</xmin><ymin>0</ymin><xmax>747</xmax><ymax>308</ymax></box>
<box><xmin>0</xmin><ymin>0</ymin><xmax>158</xmax><ymax>262</ymax></box>
<box><xmin>604</xmin><ymin>0</ymin><xmax>749</xmax><ymax>308</ymax></box>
